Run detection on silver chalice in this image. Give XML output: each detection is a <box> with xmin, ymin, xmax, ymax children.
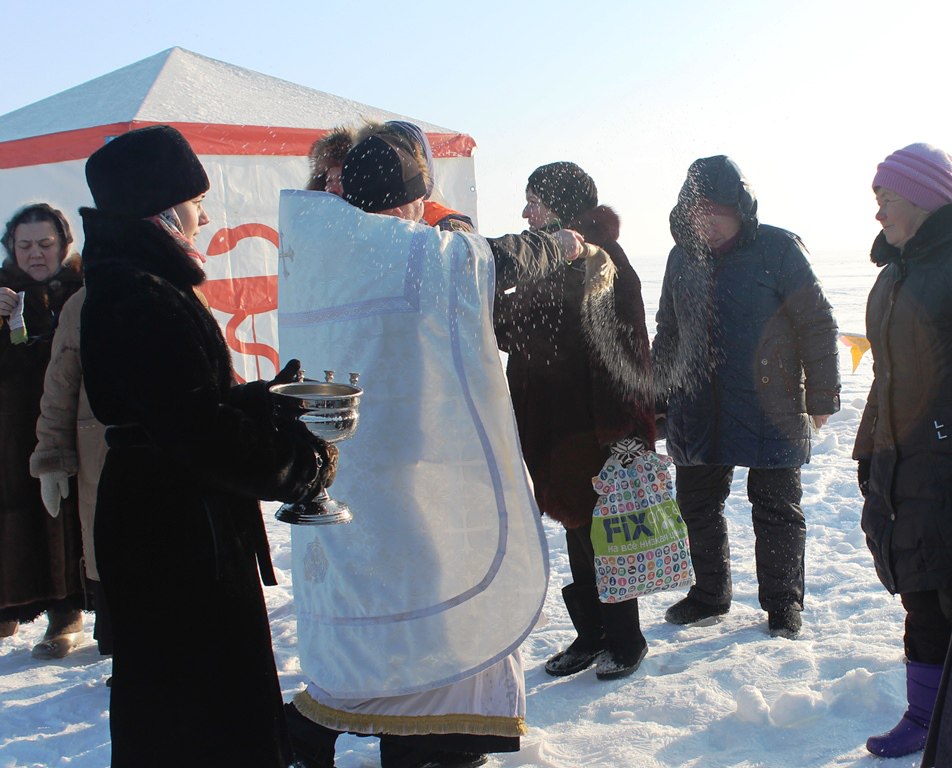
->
<box><xmin>271</xmin><ymin>371</ymin><xmax>363</xmax><ymax>525</ymax></box>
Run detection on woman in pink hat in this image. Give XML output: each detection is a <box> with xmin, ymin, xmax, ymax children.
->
<box><xmin>855</xmin><ymin>142</ymin><xmax>952</xmax><ymax>759</ymax></box>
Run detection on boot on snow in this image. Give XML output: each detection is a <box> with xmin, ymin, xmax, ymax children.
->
<box><xmin>544</xmin><ymin>583</ymin><xmax>604</xmax><ymax>677</ymax></box>
<box><xmin>31</xmin><ymin>608</ymin><xmax>83</xmax><ymax>660</ymax></box>
<box><xmin>595</xmin><ymin>642</ymin><xmax>648</xmax><ymax>680</ymax></box>
<box><xmin>595</xmin><ymin>596</ymin><xmax>647</xmax><ymax>680</ymax></box>
<box><xmin>664</xmin><ymin>595</ymin><xmax>730</xmax><ymax>626</ymax></box>
<box><xmin>867</xmin><ymin>659</ymin><xmax>942</xmax><ymax>758</ymax></box>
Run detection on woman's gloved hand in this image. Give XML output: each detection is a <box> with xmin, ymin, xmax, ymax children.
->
<box><xmin>271</xmin><ymin>358</ymin><xmax>305</xmax><ymax>386</ymax></box>
<box><xmin>39</xmin><ymin>471</ymin><xmax>70</xmax><ymax>517</ymax></box>
<box><xmin>857</xmin><ymin>458</ymin><xmax>871</xmax><ymax>498</ymax></box>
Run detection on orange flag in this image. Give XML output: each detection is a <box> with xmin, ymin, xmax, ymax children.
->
<box><xmin>840</xmin><ymin>333</ymin><xmax>871</xmax><ymax>373</ymax></box>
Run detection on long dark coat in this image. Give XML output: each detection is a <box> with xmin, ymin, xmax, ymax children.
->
<box><xmin>653</xmin><ymin>163</ymin><xmax>840</xmax><ymax>469</ymax></box>
<box><xmin>853</xmin><ymin>204</ymin><xmax>952</xmax><ymax>595</ymax></box>
<box><xmin>79</xmin><ymin>209</ymin><xmax>320</xmax><ymax>768</ymax></box>
<box><xmin>0</xmin><ymin>255</ymin><xmax>84</xmax><ymax>620</ymax></box>
<box><xmin>495</xmin><ymin>207</ymin><xmax>655</xmax><ymax>529</ymax></box>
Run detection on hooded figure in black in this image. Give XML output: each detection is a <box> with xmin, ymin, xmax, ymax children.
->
<box><xmin>79</xmin><ymin>125</ymin><xmax>333</xmax><ymax>768</ymax></box>
<box><xmin>652</xmin><ymin>155</ymin><xmax>839</xmax><ymax>639</ymax></box>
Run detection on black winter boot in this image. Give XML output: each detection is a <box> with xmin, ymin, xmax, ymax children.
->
<box><xmin>595</xmin><ymin>598</ymin><xmax>648</xmax><ymax>680</ymax></box>
<box><xmin>664</xmin><ymin>595</ymin><xmax>730</xmax><ymax>626</ymax></box>
<box><xmin>544</xmin><ymin>583</ymin><xmax>604</xmax><ymax>677</ymax></box>
<box><xmin>767</xmin><ymin>606</ymin><xmax>802</xmax><ymax>639</ymax></box>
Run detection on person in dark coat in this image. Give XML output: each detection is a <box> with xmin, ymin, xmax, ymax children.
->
<box><xmin>495</xmin><ymin>162</ymin><xmax>656</xmax><ymax>681</ymax></box>
<box><xmin>852</xmin><ymin>143</ymin><xmax>952</xmax><ymax>760</ymax></box>
<box><xmin>0</xmin><ymin>203</ymin><xmax>85</xmax><ymax>657</ymax></box>
<box><xmin>78</xmin><ymin>125</ymin><xmax>334</xmax><ymax>768</ymax></box>
<box><xmin>652</xmin><ymin>155</ymin><xmax>840</xmax><ymax>640</ymax></box>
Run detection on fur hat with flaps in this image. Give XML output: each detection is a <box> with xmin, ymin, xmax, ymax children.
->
<box><xmin>342</xmin><ymin>135</ymin><xmax>427</xmax><ymax>213</ymax></box>
<box><xmin>527</xmin><ymin>162</ymin><xmax>598</xmax><ymax>226</ymax></box>
<box><xmin>306</xmin><ymin>126</ymin><xmax>356</xmax><ymax>190</ymax></box>
<box><xmin>85</xmin><ymin>125</ymin><xmax>209</xmax><ymax>219</ymax></box>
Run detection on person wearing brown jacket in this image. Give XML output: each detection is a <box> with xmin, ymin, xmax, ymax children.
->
<box><xmin>30</xmin><ymin>285</ymin><xmax>112</xmax><ymax>657</ymax></box>
<box><xmin>495</xmin><ymin>162</ymin><xmax>656</xmax><ymax>681</ymax></box>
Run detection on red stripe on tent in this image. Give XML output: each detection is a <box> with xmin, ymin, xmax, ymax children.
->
<box><xmin>0</xmin><ymin>121</ymin><xmax>476</xmax><ymax>169</ymax></box>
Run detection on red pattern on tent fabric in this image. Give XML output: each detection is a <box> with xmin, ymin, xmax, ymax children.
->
<box><xmin>202</xmin><ymin>223</ymin><xmax>281</xmax><ymax>383</ymax></box>
<box><xmin>0</xmin><ymin>122</ymin><xmax>476</xmax><ymax>169</ymax></box>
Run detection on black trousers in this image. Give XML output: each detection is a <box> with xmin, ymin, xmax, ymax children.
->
<box><xmin>921</xmin><ymin>593</ymin><xmax>952</xmax><ymax>766</ymax></box>
<box><xmin>901</xmin><ymin>589</ymin><xmax>952</xmax><ymax>664</ymax></box>
<box><xmin>565</xmin><ymin>520</ymin><xmax>644</xmax><ymax>652</ymax></box>
<box><xmin>674</xmin><ymin>464</ymin><xmax>805</xmax><ymax>612</ymax></box>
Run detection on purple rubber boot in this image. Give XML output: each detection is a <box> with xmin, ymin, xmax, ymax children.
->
<box><xmin>866</xmin><ymin>660</ymin><xmax>942</xmax><ymax>758</ymax></box>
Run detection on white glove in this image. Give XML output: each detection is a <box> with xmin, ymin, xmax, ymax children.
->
<box><xmin>39</xmin><ymin>471</ymin><xmax>70</xmax><ymax>518</ymax></box>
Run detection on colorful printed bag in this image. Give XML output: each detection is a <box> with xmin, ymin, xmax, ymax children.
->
<box><xmin>591</xmin><ymin>441</ymin><xmax>693</xmax><ymax>602</ymax></box>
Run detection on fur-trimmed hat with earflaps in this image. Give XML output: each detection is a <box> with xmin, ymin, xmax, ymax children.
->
<box><xmin>306</xmin><ymin>126</ymin><xmax>356</xmax><ymax>191</ymax></box>
<box><xmin>85</xmin><ymin>125</ymin><xmax>209</xmax><ymax>219</ymax></box>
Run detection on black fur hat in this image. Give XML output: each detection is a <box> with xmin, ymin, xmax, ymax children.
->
<box><xmin>342</xmin><ymin>135</ymin><xmax>426</xmax><ymax>213</ymax></box>
<box><xmin>527</xmin><ymin>162</ymin><xmax>598</xmax><ymax>226</ymax></box>
<box><xmin>85</xmin><ymin>125</ymin><xmax>209</xmax><ymax>218</ymax></box>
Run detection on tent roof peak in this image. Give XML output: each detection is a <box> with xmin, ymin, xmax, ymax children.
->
<box><xmin>0</xmin><ymin>47</ymin><xmax>458</xmax><ymax>143</ymax></box>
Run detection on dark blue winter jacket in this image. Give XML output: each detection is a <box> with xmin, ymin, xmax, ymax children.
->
<box><xmin>652</xmin><ymin>156</ymin><xmax>840</xmax><ymax>468</ymax></box>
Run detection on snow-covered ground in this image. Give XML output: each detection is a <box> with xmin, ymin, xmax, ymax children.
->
<box><xmin>2</xmin><ymin>250</ymin><xmax>918</xmax><ymax>768</ymax></box>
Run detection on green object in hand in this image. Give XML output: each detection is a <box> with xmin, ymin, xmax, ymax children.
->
<box><xmin>9</xmin><ymin>291</ymin><xmax>27</xmax><ymax>345</ymax></box>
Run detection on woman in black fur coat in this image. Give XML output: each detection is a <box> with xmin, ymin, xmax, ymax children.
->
<box><xmin>79</xmin><ymin>125</ymin><xmax>333</xmax><ymax>768</ymax></box>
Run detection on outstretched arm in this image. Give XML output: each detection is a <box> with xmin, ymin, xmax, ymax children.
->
<box><xmin>487</xmin><ymin>229</ymin><xmax>583</xmax><ymax>290</ymax></box>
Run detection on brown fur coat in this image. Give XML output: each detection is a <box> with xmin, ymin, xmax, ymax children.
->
<box><xmin>495</xmin><ymin>206</ymin><xmax>655</xmax><ymax>528</ymax></box>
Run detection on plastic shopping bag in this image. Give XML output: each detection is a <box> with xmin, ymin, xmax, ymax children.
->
<box><xmin>591</xmin><ymin>443</ymin><xmax>693</xmax><ymax>602</ymax></box>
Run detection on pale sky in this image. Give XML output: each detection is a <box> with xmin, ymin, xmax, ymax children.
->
<box><xmin>2</xmin><ymin>0</ymin><xmax>950</xmax><ymax>263</ymax></box>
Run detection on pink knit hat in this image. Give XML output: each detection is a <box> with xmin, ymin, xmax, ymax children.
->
<box><xmin>873</xmin><ymin>143</ymin><xmax>952</xmax><ymax>212</ymax></box>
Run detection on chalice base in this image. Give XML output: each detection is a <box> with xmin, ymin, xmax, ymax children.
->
<box><xmin>275</xmin><ymin>490</ymin><xmax>353</xmax><ymax>525</ymax></box>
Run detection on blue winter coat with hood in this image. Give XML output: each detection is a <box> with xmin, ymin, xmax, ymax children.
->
<box><xmin>652</xmin><ymin>156</ymin><xmax>840</xmax><ymax>468</ymax></box>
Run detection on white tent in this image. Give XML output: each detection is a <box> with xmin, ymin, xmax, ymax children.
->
<box><xmin>0</xmin><ymin>47</ymin><xmax>478</xmax><ymax>382</ymax></box>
